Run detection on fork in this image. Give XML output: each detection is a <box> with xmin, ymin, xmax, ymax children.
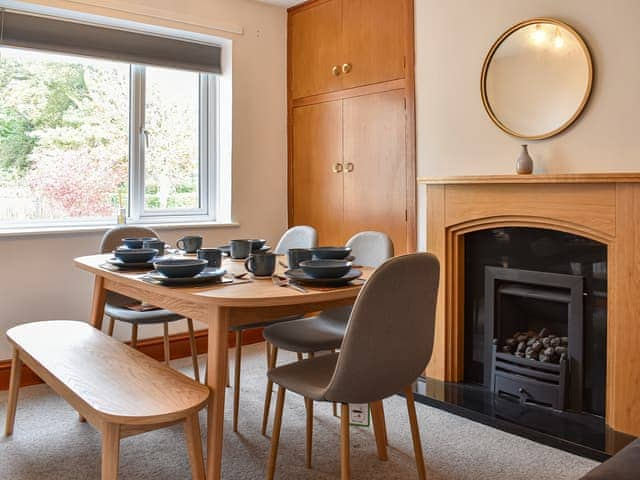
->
<box><xmin>271</xmin><ymin>275</ymin><xmax>307</xmax><ymax>293</ymax></box>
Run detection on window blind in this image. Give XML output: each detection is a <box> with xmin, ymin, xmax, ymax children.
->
<box><xmin>0</xmin><ymin>10</ymin><xmax>222</xmax><ymax>73</ymax></box>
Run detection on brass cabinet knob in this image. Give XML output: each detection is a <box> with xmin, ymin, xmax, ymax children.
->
<box><xmin>345</xmin><ymin>162</ymin><xmax>354</xmax><ymax>172</ymax></box>
<box><xmin>332</xmin><ymin>162</ymin><xmax>344</xmax><ymax>173</ymax></box>
<box><xmin>342</xmin><ymin>63</ymin><xmax>352</xmax><ymax>74</ymax></box>
<box><xmin>331</xmin><ymin>65</ymin><xmax>341</xmax><ymax>76</ymax></box>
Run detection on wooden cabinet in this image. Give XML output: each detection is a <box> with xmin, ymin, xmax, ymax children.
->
<box><xmin>288</xmin><ymin>0</ymin><xmax>415</xmax><ymax>253</ymax></box>
<box><xmin>289</xmin><ymin>0</ymin><xmax>342</xmax><ymax>99</ymax></box>
<box><xmin>341</xmin><ymin>0</ymin><xmax>407</xmax><ymax>89</ymax></box>
<box><xmin>289</xmin><ymin>0</ymin><xmax>408</xmax><ymax>99</ymax></box>
<box><xmin>291</xmin><ymin>101</ymin><xmax>345</xmax><ymax>246</ymax></box>
<box><xmin>342</xmin><ymin>89</ymin><xmax>407</xmax><ymax>251</ymax></box>
<box><xmin>292</xmin><ymin>90</ymin><xmax>407</xmax><ymax>250</ymax></box>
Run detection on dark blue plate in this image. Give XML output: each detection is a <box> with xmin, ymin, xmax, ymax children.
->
<box><xmin>106</xmin><ymin>257</ymin><xmax>156</xmax><ymax>269</ymax></box>
<box><xmin>143</xmin><ymin>268</ymin><xmax>227</xmax><ymax>286</ymax></box>
<box><xmin>284</xmin><ymin>268</ymin><xmax>362</xmax><ymax>286</ymax></box>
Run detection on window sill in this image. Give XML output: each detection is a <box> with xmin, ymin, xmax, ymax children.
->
<box><xmin>0</xmin><ymin>221</ymin><xmax>240</xmax><ymax>239</ymax></box>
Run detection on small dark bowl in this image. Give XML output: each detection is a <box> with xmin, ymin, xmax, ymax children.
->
<box><xmin>249</xmin><ymin>239</ymin><xmax>267</xmax><ymax>251</ymax></box>
<box><xmin>114</xmin><ymin>247</ymin><xmax>158</xmax><ymax>263</ymax></box>
<box><xmin>310</xmin><ymin>246</ymin><xmax>352</xmax><ymax>260</ymax></box>
<box><xmin>121</xmin><ymin>237</ymin><xmax>157</xmax><ymax>249</ymax></box>
<box><xmin>153</xmin><ymin>258</ymin><xmax>208</xmax><ymax>278</ymax></box>
<box><xmin>299</xmin><ymin>260</ymin><xmax>352</xmax><ymax>279</ymax></box>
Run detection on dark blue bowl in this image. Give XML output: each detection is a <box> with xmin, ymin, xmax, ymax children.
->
<box><xmin>114</xmin><ymin>247</ymin><xmax>158</xmax><ymax>263</ymax></box>
<box><xmin>310</xmin><ymin>246</ymin><xmax>352</xmax><ymax>260</ymax></box>
<box><xmin>153</xmin><ymin>258</ymin><xmax>208</xmax><ymax>278</ymax></box>
<box><xmin>121</xmin><ymin>237</ymin><xmax>157</xmax><ymax>249</ymax></box>
<box><xmin>299</xmin><ymin>260</ymin><xmax>352</xmax><ymax>279</ymax></box>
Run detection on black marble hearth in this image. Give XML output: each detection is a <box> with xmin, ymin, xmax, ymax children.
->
<box><xmin>412</xmin><ymin>377</ymin><xmax>635</xmax><ymax>462</ymax></box>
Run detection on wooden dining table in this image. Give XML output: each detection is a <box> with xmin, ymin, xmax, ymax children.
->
<box><xmin>74</xmin><ymin>253</ymin><xmax>370</xmax><ymax>479</ymax></box>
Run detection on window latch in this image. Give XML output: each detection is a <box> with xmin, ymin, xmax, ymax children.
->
<box><xmin>141</xmin><ymin>128</ymin><xmax>150</xmax><ymax>148</ymax></box>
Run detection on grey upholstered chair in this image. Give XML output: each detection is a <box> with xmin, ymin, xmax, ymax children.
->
<box><xmin>265</xmin><ymin>253</ymin><xmax>440</xmax><ymax>480</ymax></box>
<box><xmin>100</xmin><ymin>226</ymin><xmax>201</xmax><ymax>381</ymax></box>
<box><xmin>261</xmin><ymin>231</ymin><xmax>393</xmax><ymax>433</ymax></box>
<box><xmin>229</xmin><ymin>225</ymin><xmax>318</xmax><ymax>432</ymax></box>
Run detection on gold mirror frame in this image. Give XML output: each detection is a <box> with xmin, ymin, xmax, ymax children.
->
<box><xmin>480</xmin><ymin>18</ymin><xmax>594</xmax><ymax>140</ymax></box>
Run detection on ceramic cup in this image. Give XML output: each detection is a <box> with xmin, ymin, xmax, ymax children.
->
<box><xmin>177</xmin><ymin>235</ymin><xmax>203</xmax><ymax>254</ymax></box>
<box><xmin>197</xmin><ymin>248</ymin><xmax>222</xmax><ymax>268</ymax></box>
<box><xmin>287</xmin><ymin>248</ymin><xmax>313</xmax><ymax>269</ymax></box>
<box><xmin>230</xmin><ymin>239</ymin><xmax>251</xmax><ymax>259</ymax></box>
<box><xmin>143</xmin><ymin>239</ymin><xmax>165</xmax><ymax>257</ymax></box>
<box><xmin>244</xmin><ymin>252</ymin><xmax>276</xmax><ymax>277</ymax></box>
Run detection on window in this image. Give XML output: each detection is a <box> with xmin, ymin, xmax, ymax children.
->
<box><xmin>0</xmin><ymin>46</ymin><xmax>217</xmax><ymax>228</ymax></box>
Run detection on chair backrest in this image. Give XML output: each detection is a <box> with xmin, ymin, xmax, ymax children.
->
<box><xmin>100</xmin><ymin>226</ymin><xmax>160</xmax><ymax>307</ymax></box>
<box><xmin>99</xmin><ymin>225</ymin><xmax>160</xmax><ymax>254</ymax></box>
<box><xmin>274</xmin><ymin>225</ymin><xmax>318</xmax><ymax>254</ymax></box>
<box><xmin>322</xmin><ymin>253</ymin><xmax>440</xmax><ymax>403</ymax></box>
<box><xmin>346</xmin><ymin>231</ymin><xmax>394</xmax><ymax>268</ymax></box>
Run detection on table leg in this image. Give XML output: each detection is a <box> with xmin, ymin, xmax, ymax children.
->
<box><xmin>205</xmin><ymin>307</ymin><xmax>229</xmax><ymax>480</ymax></box>
<box><xmin>90</xmin><ymin>276</ymin><xmax>107</xmax><ymax>330</ymax></box>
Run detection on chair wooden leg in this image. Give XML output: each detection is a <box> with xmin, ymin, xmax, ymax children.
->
<box><xmin>101</xmin><ymin>423</ymin><xmax>120</xmax><ymax>480</ymax></box>
<box><xmin>267</xmin><ymin>386</ymin><xmax>286</xmax><ymax>480</ymax></box>
<box><xmin>261</xmin><ymin>346</ymin><xmax>279</xmax><ymax>435</ymax></box>
<box><xmin>130</xmin><ymin>323</ymin><xmax>138</xmax><ymax>348</ymax></box>
<box><xmin>340</xmin><ymin>403</ymin><xmax>351</xmax><ymax>480</ymax></box>
<box><xmin>233</xmin><ymin>330</ymin><xmax>242</xmax><ymax>433</ymax></box>
<box><xmin>405</xmin><ymin>386</ymin><xmax>426</xmax><ymax>480</ymax></box>
<box><xmin>107</xmin><ymin>317</ymin><xmax>115</xmax><ymax>336</ymax></box>
<box><xmin>331</xmin><ymin>349</ymin><xmax>338</xmax><ymax>417</ymax></box>
<box><xmin>187</xmin><ymin>318</ymin><xmax>200</xmax><ymax>382</ymax></box>
<box><xmin>370</xmin><ymin>400</ymin><xmax>388</xmax><ymax>461</ymax></box>
<box><xmin>163</xmin><ymin>322</ymin><xmax>171</xmax><ymax>365</ymax></box>
<box><xmin>297</xmin><ymin>352</ymin><xmax>303</xmax><ymax>362</ymax></box>
<box><xmin>308</xmin><ymin>352</ymin><xmax>315</xmax><ymax>359</ymax></box>
<box><xmin>5</xmin><ymin>347</ymin><xmax>22</xmax><ymax>436</ymax></box>
<box><xmin>305</xmin><ymin>397</ymin><xmax>314</xmax><ymax>468</ymax></box>
<box><xmin>184</xmin><ymin>413</ymin><xmax>205</xmax><ymax>480</ymax></box>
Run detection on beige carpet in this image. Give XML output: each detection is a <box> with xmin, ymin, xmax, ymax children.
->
<box><xmin>0</xmin><ymin>343</ymin><xmax>598</xmax><ymax>479</ymax></box>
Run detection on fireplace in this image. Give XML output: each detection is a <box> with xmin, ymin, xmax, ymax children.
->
<box><xmin>465</xmin><ymin>228</ymin><xmax>606</xmax><ymax>417</ymax></box>
<box><xmin>418</xmin><ymin>174</ymin><xmax>640</xmax><ymax>457</ymax></box>
<box><xmin>485</xmin><ymin>266</ymin><xmax>584</xmax><ymax>411</ymax></box>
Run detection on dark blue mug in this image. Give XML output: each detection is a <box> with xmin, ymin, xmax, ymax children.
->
<box><xmin>197</xmin><ymin>248</ymin><xmax>222</xmax><ymax>268</ymax></box>
<box><xmin>244</xmin><ymin>252</ymin><xmax>276</xmax><ymax>277</ymax></box>
<box><xmin>287</xmin><ymin>248</ymin><xmax>312</xmax><ymax>269</ymax></box>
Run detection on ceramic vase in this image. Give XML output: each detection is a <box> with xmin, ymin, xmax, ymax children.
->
<box><xmin>516</xmin><ymin>145</ymin><xmax>533</xmax><ymax>175</ymax></box>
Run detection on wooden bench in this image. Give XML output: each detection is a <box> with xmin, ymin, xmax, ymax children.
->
<box><xmin>4</xmin><ymin>321</ymin><xmax>210</xmax><ymax>480</ymax></box>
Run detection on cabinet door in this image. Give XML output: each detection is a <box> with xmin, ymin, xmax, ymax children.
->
<box><xmin>292</xmin><ymin>101</ymin><xmax>344</xmax><ymax>245</ymax></box>
<box><xmin>342</xmin><ymin>89</ymin><xmax>407</xmax><ymax>253</ymax></box>
<box><xmin>289</xmin><ymin>0</ymin><xmax>342</xmax><ymax>99</ymax></box>
<box><xmin>341</xmin><ymin>0</ymin><xmax>407</xmax><ymax>89</ymax></box>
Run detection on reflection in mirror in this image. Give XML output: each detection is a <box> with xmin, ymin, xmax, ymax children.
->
<box><xmin>482</xmin><ymin>19</ymin><xmax>593</xmax><ymax>140</ymax></box>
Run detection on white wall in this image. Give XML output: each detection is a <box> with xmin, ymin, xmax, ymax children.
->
<box><xmin>0</xmin><ymin>0</ymin><xmax>288</xmax><ymax>359</ymax></box>
<box><xmin>415</xmin><ymin>0</ymin><xmax>640</xmax><ymax>248</ymax></box>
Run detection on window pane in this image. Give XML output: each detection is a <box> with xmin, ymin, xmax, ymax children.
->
<box><xmin>143</xmin><ymin>67</ymin><xmax>200</xmax><ymax>211</ymax></box>
<box><xmin>0</xmin><ymin>47</ymin><xmax>129</xmax><ymax>224</ymax></box>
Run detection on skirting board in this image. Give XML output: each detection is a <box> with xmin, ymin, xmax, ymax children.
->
<box><xmin>0</xmin><ymin>327</ymin><xmax>265</xmax><ymax>391</ymax></box>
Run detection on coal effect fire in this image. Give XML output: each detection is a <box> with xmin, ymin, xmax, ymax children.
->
<box><xmin>494</xmin><ymin>328</ymin><xmax>568</xmax><ymax>364</ymax></box>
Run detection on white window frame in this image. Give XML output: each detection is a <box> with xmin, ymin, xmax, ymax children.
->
<box><xmin>128</xmin><ymin>65</ymin><xmax>217</xmax><ymax>224</ymax></box>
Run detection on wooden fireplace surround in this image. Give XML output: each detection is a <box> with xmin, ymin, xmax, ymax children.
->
<box><xmin>419</xmin><ymin>173</ymin><xmax>640</xmax><ymax>437</ymax></box>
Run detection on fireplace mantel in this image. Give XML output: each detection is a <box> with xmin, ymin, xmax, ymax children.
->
<box><xmin>419</xmin><ymin>173</ymin><xmax>640</xmax><ymax>437</ymax></box>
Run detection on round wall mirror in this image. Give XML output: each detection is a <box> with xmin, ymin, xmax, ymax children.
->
<box><xmin>481</xmin><ymin>18</ymin><xmax>593</xmax><ymax>140</ymax></box>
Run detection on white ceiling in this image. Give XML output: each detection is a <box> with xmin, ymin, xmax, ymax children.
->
<box><xmin>256</xmin><ymin>0</ymin><xmax>304</xmax><ymax>7</ymax></box>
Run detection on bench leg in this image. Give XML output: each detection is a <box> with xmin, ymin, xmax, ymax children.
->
<box><xmin>184</xmin><ymin>413</ymin><xmax>205</xmax><ymax>480</ymax></box>
<box><xmin>101</xmin><ymin>423</ymin><xmax>120</xmax><ymax>480</ymax></box>
<box><xmin>5</xmin><ymin>347</ymin><xmax>22</xmax><ymax>436</ymax></box>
